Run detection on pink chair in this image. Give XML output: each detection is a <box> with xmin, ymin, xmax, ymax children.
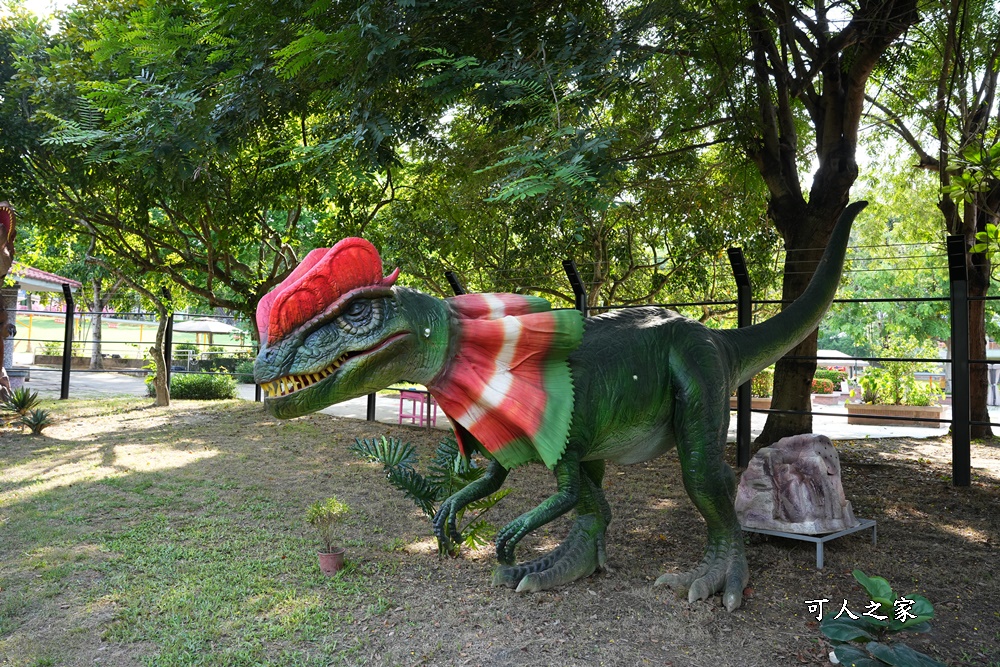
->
<box><xmin>398</xmin><ymin>388</ymin><xmax>438</xmax><ymax>426</ymax></box>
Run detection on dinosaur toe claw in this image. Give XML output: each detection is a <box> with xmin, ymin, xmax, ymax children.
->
<box><xmin>493</xmin><ymin>514</ymin><xmax>606</xmax><ymax>593</ymax></box>
<box><xmin>656</xmin><ymin>538</ymin><xmax>748</xmax><ymax>611</ymax></box>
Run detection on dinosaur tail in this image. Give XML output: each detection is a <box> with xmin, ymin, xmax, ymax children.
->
<box><xmin>719</xmin><ymin>200</ymin><xmax>867</xmax><ymax>388</ymax></box>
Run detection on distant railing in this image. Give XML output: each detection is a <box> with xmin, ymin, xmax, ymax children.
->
<box><xmin>9</xmin><ymin>239</ymin><xmax>985</xmax><ymax>487</ymax></box>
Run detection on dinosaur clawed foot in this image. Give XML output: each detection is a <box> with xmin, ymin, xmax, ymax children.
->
<box><xmin>493</xmin><ymin>514</ymin><xmax>606</xmax><ymax>592</ymax></box>
<box><xmin>654</xmin><ymin>539</ymin><xmax>748</xmax><ymax>612</ymax></box>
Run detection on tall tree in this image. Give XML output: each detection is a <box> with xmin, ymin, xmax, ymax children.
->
<box><xmin>720</xmin><ymin>0</ymin><xmax>921</xmax><ymax>445</ymax></box>
<box><xmin>2</xmin><ymin>1</ymin><xmax>324</xmax><ymax>339</ymax></box>
<box><xmin>271</xmin><ymin>0</ymin><xmax>784</xmax><ymax>307</ymax></box>
<box><xmin>865</xmin><ymin>0</ymin><xmax>999</xmax><ymax>437</ymax></box>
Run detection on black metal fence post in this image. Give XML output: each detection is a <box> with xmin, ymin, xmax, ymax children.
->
<box><xmin>727</xmin><ymin>248</ymin><xmax>753</xmax><ymax>468</ymax></box>
<box><xmin>59</xmin><ymin>284</ymin><xmax>74</xmax><ymax>400</ymax></box>
<box><xmin>445</xmin><ymin>271</ymin><xmax>467</xmax><ymax>296</ymax></box>
<box><xmin>255</xmin><ymin>342</ymin><xmax>262</xmax><ymax>403</ymax></box>
<box><xmin>947</xmin><ymin>236</ymin><xmax>971</xmax><ymax>487</ymax></box>
<box><xmin>563</xmin><ymin>260</ymin><xmax>588</xmax><ymax>317</ymax></box>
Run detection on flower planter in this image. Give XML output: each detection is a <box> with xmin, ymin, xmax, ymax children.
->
<box><xmin>845</xmin><ymin>403</ymin><xmax>945</xmax><ymax>428</ymax></box>
<box><xmin>317</xmin><ymin>547</ymin><xmax>346</xmax><ymax>575</ymax></box>
<box><xmin>729</xmin><ymin>396</ymin><xmax>772</xmax><ymax>410</ymax></box>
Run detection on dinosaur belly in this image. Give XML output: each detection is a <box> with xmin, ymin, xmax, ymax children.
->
<box><xmin>586</xmin><ymin>421</ymin><xmax>676</xmax><ymax>465</ymax></box>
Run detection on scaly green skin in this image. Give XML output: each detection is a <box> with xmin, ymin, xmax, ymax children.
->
<box><xmin>255</xmin><ymin>202</ymin><xmax>866</xmax><ymax>612</ymax></box>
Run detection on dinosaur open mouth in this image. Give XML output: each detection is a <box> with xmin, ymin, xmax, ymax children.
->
<box><xmin>260</xmin><ymin>352</ymin><xmax>350</xmax><ymax>398</ymax></box>
<box><xmin>260</xmin><ymin>332</ymin><xmax>408</xmax><ymax>399</ymax></box>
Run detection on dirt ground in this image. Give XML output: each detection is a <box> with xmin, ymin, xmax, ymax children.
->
<box><xmin>2</xmin><ymin>400</ymin><xmax>999</xmax><ymax>666</ymax></box>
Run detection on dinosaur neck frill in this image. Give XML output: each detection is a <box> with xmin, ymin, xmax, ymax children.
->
<box><xmin>428</xmin><ymin>294</ymin><xmax>584</xmax><ymax>470</ymax></box>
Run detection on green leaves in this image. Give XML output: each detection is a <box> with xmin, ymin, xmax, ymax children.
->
<box><xmin>351</xmin><ymin>435</ymin><xmax>418</xmax><ymax>471</ymax></box>
<box><xmin>817</xmin><ymin>570</ymin><xmax>945</xmax><ymax>667</ymax></box>
<box><xmin>350</xmin><ymin>435</ymin><xmax>509</xmax><ymax>554</ymax></box>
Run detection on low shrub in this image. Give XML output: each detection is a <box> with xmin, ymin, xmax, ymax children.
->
<box><xmin>811</xmin><ymin>378</ymin><xmax>835</xmax><ymax>394</ymax></box>
<box><xmin>750</xmin><ymin>368</ymin><xmax>774</xmax><ymax>398</ymax></box>
<box><xmin>815</xmin><ymin>368</ymin><xmax>847</xmax><ymax>384</ymax></box>
<box><xmin>2</xmin><ymin>387</ymin><xmax>41</xmax><ymax>417</ymax></box>
<box><xmin>170</xmin><ymin>372</ymin><xmax>238</xmax><ymax>400</ymax></box>
<box><xmin>21</xmin><ymin>408</ymin><xmax>53</xmax><ymax>435</ymax></box>
<box><xmin>234</xmin><ymin>359</ymin><xmax>255</xmax><ymax>384</ymax></box>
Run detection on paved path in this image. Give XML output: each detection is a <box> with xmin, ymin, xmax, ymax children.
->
<box><xmin>16</xmin><ymin>365</ymin><xmax>961</xmax><ymax>441</ymax></box>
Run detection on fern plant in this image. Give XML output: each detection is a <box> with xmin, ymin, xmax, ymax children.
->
<box><xmin>20</xmin><ymin>408</ymin><xmax>53</xmax><ymax>436</ymax></box>
<box><xmin>2</xmin><ymin>387</ymin><xmax>41</xmax><ymax>417</ymax></box>
<box><xmin>350</xmin><ymin>435</ymin><xmax>510</xmax><ymax>556</ymax></box>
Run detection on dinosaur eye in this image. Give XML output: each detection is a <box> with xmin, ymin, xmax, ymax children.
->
<box><xmin>335</xmin><ymin>298</ymin><xmax>383</xmax><ymax>335</ymax></box>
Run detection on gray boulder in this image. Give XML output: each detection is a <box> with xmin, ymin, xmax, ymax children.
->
<box><xmin>736</xmin><ymin>433</ymin><xmax>858</xmax><ymax>535</ymax></box>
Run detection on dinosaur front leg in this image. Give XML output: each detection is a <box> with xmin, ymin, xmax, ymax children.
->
<box><xmin>493</xmin><ymin>456</ymin><xmax>612</xmax><ymax>592</ymax></box>
<box><xmin>655</xmin><ymin>369</ymin><xmax>747</xmax><ymax>612</ymax></box>
<box><xmin>433</xmin><ymin>458</ymin><xmax>508</xmax><ymax>554</ymax></box>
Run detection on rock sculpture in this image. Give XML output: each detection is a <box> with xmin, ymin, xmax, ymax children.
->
<box><xmin>735</xmin><ymin>433</ymin><xmax>858</xmax><ymax>534</ymax></box>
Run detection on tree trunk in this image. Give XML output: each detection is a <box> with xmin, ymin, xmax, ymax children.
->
<box><xmin>90</xmin><ymin>278</ymin><xmax>104</xmax><ymax>370</ymax></box>
<box><xmin>151</xmin><ymin>304</ymin><xmax>170</xmax><ymax>407</ymax></box>
<box><xmin>755</xmin><ymin>205</ymin><xmax>845</xmax><ymax>445</ymax></box>
<box><xmin>743</xmin><ymin>0</ymin><xmax>917</xmax><ymax>447</ymax></box>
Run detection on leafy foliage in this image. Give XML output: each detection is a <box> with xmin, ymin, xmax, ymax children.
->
<box><xmin>2</xmin><ymin>387</ymin><xmax>42</xmax><ymax>417</ymax></box>
<box><xmin>169</xmin><ymin>372</ymin><xmax>238</xmax><ymax>400</ymax></box>
<box><xmin>855</xmin><ymin>338</ymin><xmax>944</xmax><ymax>407</ymax></box>
<box><xmin>750</xmin><ymin>369</ymin><xmax>774</xmax><ymax>398</ymax></box>
<box><xmin>20</xmin><ymin>408</ymin><xmax>54</xmax><ymax>435</ymax></box>
<box><xmin>305</xmin><ymin>497</ymin><xmax>349</xmax><ymax>554</ymax></box>
<box><xmin>234</xmin><ymin>359</ymin><xmax>255</xmax><ymax>384</ymax></box>
<box><xmin>350</xmin><ymin>435</ymin><xmax>510</xmax><ymax>555</ymax></box>
<box><xmin>811</xmin><ymin>378</ymin><xmax>835</xmax><ymax>395</ymax></box>
<box><xmin>820</xmin><ymin>570</ymin><xmax>944</xmax><ymax>667</ymax></box>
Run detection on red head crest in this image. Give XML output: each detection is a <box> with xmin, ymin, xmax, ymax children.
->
<box><xmin>256</xmin><ymin>238</ymin><xmax>399</xmax><ymax>345</ymax></box>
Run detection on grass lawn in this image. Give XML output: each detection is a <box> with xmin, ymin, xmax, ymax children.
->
<box><xmin>0</xmin><ymin>399</ymin><xmax>404</xmax><ymax>666</ymax></box>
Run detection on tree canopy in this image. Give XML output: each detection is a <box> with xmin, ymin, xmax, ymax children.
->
<box><xmin>2</xmin><ymin>0</ymin><xmax>997</xmax><ymax>441</ymax></box>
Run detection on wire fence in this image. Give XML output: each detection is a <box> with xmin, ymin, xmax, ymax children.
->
<box><xmin>3</xmin><ymin>237</ymin><xmax>989</xmax><ymax>486</ymax></box>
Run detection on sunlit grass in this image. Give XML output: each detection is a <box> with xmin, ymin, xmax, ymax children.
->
<box><xmin>0</xmin><ymin>400</ymin><xmax>389</xmax><ymax>667</ymax></box>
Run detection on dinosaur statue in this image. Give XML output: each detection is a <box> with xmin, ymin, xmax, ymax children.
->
<box><xmin>0</xmin><ymin>202</ymin><xmax>16</xmax><ymax>400</ymax></box>
<box><xmin>254</xmin><ymin>201</ymin><xmax>866</xmax><ymax>611</ymax></box>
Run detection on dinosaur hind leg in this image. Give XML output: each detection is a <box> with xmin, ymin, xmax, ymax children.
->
<box><xmin>654</xmin><ymin>359</ymin><xmax>748</xmax><ymax>612</ymax></box>
<box><xmin>493</xmin><ymin>457</ymin><xmax>611</xmax><ymax>592</ymax></box>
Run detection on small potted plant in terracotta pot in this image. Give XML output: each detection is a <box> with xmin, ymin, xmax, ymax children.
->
<box><xmin>305</xmin><ymin>496</ymin><xmax>349</xmax><ymax>575</ymax></box>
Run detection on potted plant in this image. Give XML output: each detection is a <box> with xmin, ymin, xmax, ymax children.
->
<box><xmin>845</xmin><ymin>337</ymin><xmax>945</xmax><ymax>428</ymax></box>
<box><xmin>305</xmin><ymin>497</ymin><xmax>349</xmax><ymax>575</ymax></box>
<box><xmin>730</xmin><ymin>368</ymin><xmax>774</xmax><ymax>410</ymax></box>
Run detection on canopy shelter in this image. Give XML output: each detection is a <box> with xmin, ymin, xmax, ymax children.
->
<box><xmin>3</xmin><ymin>264</ymin><xmax>82</xmax><ymax>393</ymax></box>
<box><xmin>817</xmin><ymin>349</ymin><xmax>869</xmax><ymax>379</ymax></box>
<box><xmin>172</xmin><ymin>317</ymin><xmax>245</xmax><ymax>346</ymax></box>
<box><xmin>8</xmin><ymin>263</ymin><xmax>83</xmax><ymax>294</ymax></box>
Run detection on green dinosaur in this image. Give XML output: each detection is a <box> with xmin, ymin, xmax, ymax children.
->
<box><xmin>254</xmin><ymin>201</ymin><xmax>866</xmax><ymax>611</ymax></box>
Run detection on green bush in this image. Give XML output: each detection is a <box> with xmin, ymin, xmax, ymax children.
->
<box><xmin>21</xmin><ymin>408</ymin><xmax>53</xmax><ymax>435</ymax></box>
<box><xmin>2</xmin><ymin>387</ymin><xmax>42</xmax><ymax>417</ymax></box>
<box><xmin>811</xmin><ymin>378</ymin><xmax>835</xmax><ymax>394</ymax></box>
<box><xmin>750</xmin><ymin>368</ymin><xmax>774</xmax><ymax>398</ymax></box>
<box><xmin>305</xmin><ymin>497</ymin><xmax>349</xmax><ymax>553</ymax></box>
<box><xmin>857</xmin><ymin>337</ymin><xmax>943</xmax><ymax>406</ymax></box>
<box><xmin>350</xmin><ymin>435</ymin><xmax>511</xmax><ymax>556</ymax></box>
<box><xmin>170</xmin><ymin>372</ymin><xmax>238</xmax><ymax>400</ymax></box>
<box><xmin>815</xmin><ymin>368</ymin><xmax>847</xmax><ymax>384</ymax></box>
<box><xmin>234</xmin><ymin>359</ymin><xmax>255</xmax><ymax>384</ymax></box>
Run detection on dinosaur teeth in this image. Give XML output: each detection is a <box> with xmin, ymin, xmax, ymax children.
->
<box><xmin>264</xmin><ymin>356</ymin><xmax>347</xmax><ymax>397</ymax></box>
